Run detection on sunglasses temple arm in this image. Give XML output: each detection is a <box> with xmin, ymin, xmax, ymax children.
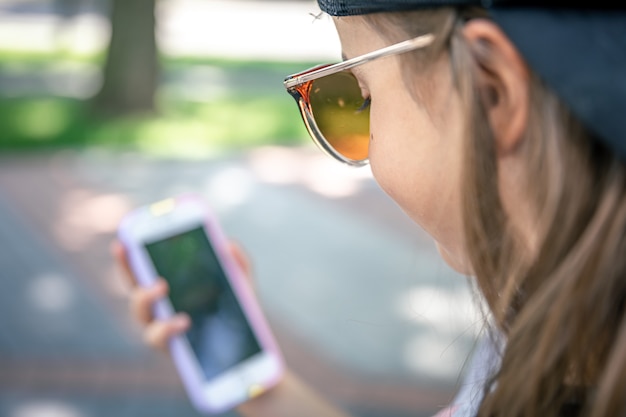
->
<box><xmin>284</xmin><ymin>33</ymin><xmax>435</xmax><ymax>88</ymax></box>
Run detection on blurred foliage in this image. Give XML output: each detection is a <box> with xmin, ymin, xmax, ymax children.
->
<box><xmin>0</xmin><ymin>95</ymin><xmax>307</xmax><ymax>158</ymax></box>
<box><xmin>0</xmin><ymin>51</ymin><xmax>314</xmax><ymax>158</ymax></box>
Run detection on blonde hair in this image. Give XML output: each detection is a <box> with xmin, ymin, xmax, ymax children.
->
<box><xmin>364</xmin><ymin>8</ymin><xmax>626</xmax><ymax>417</ymax></box>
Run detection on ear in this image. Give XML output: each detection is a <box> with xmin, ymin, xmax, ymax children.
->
<box><xmin>462</xmin><ymin>19</ymin><xmax>530</xmax><ymax>155</ymax></box>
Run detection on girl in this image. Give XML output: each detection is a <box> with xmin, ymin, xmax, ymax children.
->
<box><xmin>116</xmin><ymin>1</ymin><xmax>626</xmax><ymax>416</ymax></box>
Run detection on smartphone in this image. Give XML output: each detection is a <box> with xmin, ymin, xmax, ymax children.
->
<box><xmin>118</xmin><ymin>194</ymin><xmax>284</xmax><ymax>414</ymax></box>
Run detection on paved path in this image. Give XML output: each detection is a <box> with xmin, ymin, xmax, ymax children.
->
<box><xmin>0</xmin><ymin>148</ymin><xmax>482</xmax><ymax>417</ymax></box>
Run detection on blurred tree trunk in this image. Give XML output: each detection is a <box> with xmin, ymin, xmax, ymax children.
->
<box><xmin>93</xmin><ymin>0</ymin><xmax>159</xmax><ymax>115</ymax></box>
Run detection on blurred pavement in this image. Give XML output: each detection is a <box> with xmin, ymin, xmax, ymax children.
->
<box><xmin>0</xmin><ymin>1</ymin><xmax>484</xmax><ymax>416</ymax></box>
<box><xmin>0</xmin><ymin>148</ymin><xmax>482</xmax><ymax>417</ymax></box>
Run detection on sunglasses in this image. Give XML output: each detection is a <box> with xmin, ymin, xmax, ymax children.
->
<box><xmin>284</xmin><ymin>33</ymin><xmax>435</xmax><ymax>167</ymax></box>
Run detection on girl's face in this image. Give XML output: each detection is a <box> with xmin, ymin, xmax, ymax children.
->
<box><xmin>333</xmin><ymin>16</ymin><xmax>470</xmax><ymax>273</ymax></box>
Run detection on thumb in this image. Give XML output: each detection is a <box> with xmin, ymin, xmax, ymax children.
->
<box><xmin>227</xmin><ymin>241</ymin><xmax>254</xmax><ymax>288</ymax></box>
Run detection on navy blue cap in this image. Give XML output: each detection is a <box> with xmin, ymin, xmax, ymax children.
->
<box><xmin>318</xmin><ymin>1</ymin><xmax>626</xmax><ymax>161</ymax></box>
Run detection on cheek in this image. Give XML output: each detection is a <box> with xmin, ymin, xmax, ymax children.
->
<box><xmin>368</xmin><ymin>99</ymin><xmax>443</xmax><ymax>215</ymax></box>
<box><xmin>367</xmin><ymin>93</ymin><xmax>467</xmax><ymax>264</ymax></box>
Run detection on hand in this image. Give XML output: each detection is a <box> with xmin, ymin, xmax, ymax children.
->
<box><xmin>112</xmin><ymin>239</ymin><xmax>352</xmax><ymax>417</ymax></box>
<box><xmin>111</xmin><ymin>240</ymin><xmax>253</xmax><ymax>351</ymax></box>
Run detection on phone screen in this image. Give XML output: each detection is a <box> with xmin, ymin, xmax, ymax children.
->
<box><xmin>145</xmin><ymin>226</ymin><xmax>262</xmax><ymax>380</ymax></box>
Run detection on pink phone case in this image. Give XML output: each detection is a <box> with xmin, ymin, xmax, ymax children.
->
<box><xmin>118</xmin><ymin>194</ymin><xmax>284</xmax><ymax>414</ymax></box>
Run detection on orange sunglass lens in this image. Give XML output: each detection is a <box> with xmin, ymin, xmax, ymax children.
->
<box><xmin>309</xmin><ymin>72</ymin><xmax>370</xmax><ymax>161</ymax></box>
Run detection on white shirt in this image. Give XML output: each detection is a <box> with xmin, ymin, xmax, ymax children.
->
<box><xmin>434</xmin><ymin>334</ymin><xmax>503</xmax><ymax>417</ymax></box>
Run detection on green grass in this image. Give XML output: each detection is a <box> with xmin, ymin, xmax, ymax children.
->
<box><xmin>0</xmin><ymin>51</ymin><xmax>312</xmax><ymax>157</ymax></box>
<box><xmin>0</xmin><ymin>95</ymin><xmax>308</xmax><ymax>158</ymax></box>
<box><xmin>0</xmin><ymin>49</ymin><xmax>317</xmax><ymax>76</ymax></box>
<box><xmin>0</xmin><ymin>49</ymin><xmax>105</xmax><ymax>68</ymax></box>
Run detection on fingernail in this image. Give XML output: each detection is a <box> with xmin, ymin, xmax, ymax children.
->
<box><xmin>174</xmin><ymin>314</ymin><xmax>190</xmax><ymax>329</ymax></box>
<box><xmin>153</xmin><ymin>280</ymin><xmax>167</xmax><ymax>293</ymax></box>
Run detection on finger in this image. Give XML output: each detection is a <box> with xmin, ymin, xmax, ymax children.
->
<box><xmin>130</xmin><ymin>279</ymin><xmax>168</xmax><ymax>325</ymax></box>
<box><xmin>227</xmin><ymin>241</ymin><xmax>253</xmax><ymax>283</ymax></box>
<box><xmin>111</xmin><ymin>240</ymin><xmax>136</xmax><ymax>288</ymax></box>
<box><xmin>144</xmin><ymin>313</ymin><xmax>190</xmax><ymax>351</ymax></box>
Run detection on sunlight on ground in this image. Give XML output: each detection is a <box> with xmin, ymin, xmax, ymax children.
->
<box><xmin>53</xmin><ymin>190</ymin><xmax>132</xmax><ymax>252</ymax></box>
<box><xmin>395</xmin><ymin>285</ymin><xmax>484</xmax><ymax>335</ymax></box>
<box><xmin>10</xmin><ymin>400</ymin><xmax>85</xmax><ymax>417</ymax></box>
<box><xmin>0</xmin><ymin>13</ymin><xmax>108</xmax><ymax>56</ymax></box>
<box><xmin>0</xmin><ymin>0</ymin><xmax>338</xmax><ymax>61</ymax></box>
<box><xmin>27</xmin><ymin>273</ymin><xmax>76</xmax><ymax>314</ymax></box>
<box><xmin>159</xmin><ymin>65</ymin><xmax>232</xmax><ymax>102</ymax></box>
<box><xmin>403</xmin><ymin>332</ymin><xmax>472</xmax><ymax>379</ymax></box>
<box><xmin>397</xmin><ymin>284</ymin><xmax>486</xmax><ymax>379</ymax></box>
<box><xmin>396</xmin><ymin>284</ymin><xmax>484</xmax><ymax>378</ymax></box>
<box><xmin>204</xmin><ymin>165</ymin><xmax>255</xmax><ymax>210</ymax></box>
<box><xmin>158</xmin><ymin>0</ymin><xmax>339</xmax><ymax>61</ymax></box>
<box><xmin>248</xmin><ymin>146</ymin><xmax>373</xmax><ymax>198</ymax></box>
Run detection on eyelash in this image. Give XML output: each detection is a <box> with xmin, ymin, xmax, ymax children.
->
<box><xmin>350</xmin><ymin>69</ymin><xmax>370</xmax><ymax>112</ymax></box>
<box><xmin>357</xmin><ymin>96</ymin><xmax>371</xmax><ymax>112</ymax></box>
